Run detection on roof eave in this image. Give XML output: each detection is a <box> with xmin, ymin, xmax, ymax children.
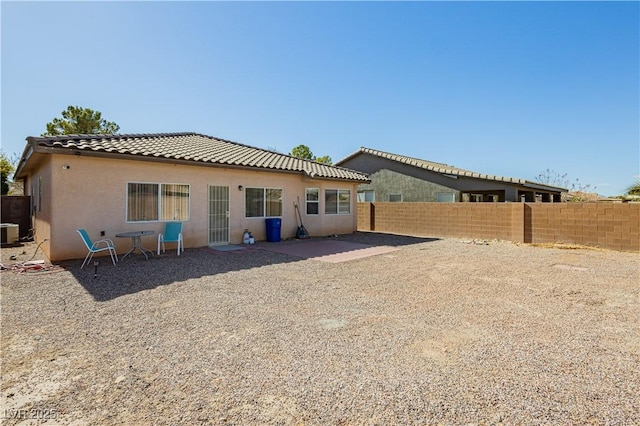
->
<box><xmin>522</xmin><ymin>181</ymin><xmax>568</xmax><ymax>192</ymax></box>
<box><xmin>13</xmin><ymin>138</ymin><xmax>41</xmax><ymax>179</ymax></box>
<box><xmin>16</xmin><ymin>143</ymin><xmax>369</xmax><ymax>183</ymax></box>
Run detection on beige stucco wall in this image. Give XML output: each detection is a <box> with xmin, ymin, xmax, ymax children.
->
<box><xmin>28</xmin><ymin>156</ymin><xmax>53</xmax><ymax>249</ymax></box>
<box><xmin>25</xmin><ymin>154</ymin><xmax>360</xmax><ymax>261</ymax></box>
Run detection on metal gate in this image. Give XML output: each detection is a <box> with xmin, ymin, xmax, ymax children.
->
<box><xmin>208</xmin><ymin>186</ymin><xmax>229</xmax><ymax>246</ymax></box>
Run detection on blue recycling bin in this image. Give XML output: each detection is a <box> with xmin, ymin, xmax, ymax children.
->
<box><xmin>265</xmin><ymin>218</ymin><xmax>282</xmax><ymax>242</ymax></box>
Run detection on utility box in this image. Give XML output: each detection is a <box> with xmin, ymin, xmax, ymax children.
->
<box><xmin>0</xmin><ymin>223</ymin><xmax>20</xmax><ymax>246</ymax></box>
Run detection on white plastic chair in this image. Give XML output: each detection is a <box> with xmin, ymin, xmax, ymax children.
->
<box><xmin>157</xmin><ymin>222</ymin><xmax>183</xmax><ymax>255</ymax></box>
<box><xmin>77</xmin><ymin>229</ymin><xmax>118</xmax><ymax>268</ymax></box>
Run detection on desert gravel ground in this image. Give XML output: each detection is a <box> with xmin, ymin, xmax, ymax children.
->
<box><xmin>1</xmin><ymin>233</ymin><xmax>638</xmax><ymax>425</ymax></box>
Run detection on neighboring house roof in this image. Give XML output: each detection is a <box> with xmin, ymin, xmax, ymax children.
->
<box><xmin>336</xmin><ymin>147</ymin><xmax>566</xmax><ymax>192</ymax></box>
<box><xmin>15</xmin><ymin>132</ymin><xmax>369</xmax><ymax>182</ymax></box>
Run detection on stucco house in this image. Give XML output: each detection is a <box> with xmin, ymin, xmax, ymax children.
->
<box><xmin>13</xmin><ymin>132</ymin><xmax>369</xmax><ymax>262</ymax></box>
<box><xmin>335</xmin><ymin>147</ymin><xmax>566</xmax><ymax>203</ymax></box>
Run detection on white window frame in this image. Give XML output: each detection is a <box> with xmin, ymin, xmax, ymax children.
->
<box><xmin>357</xmin><ymin>190</ymin><xmax>375</xmax><ymax>202</ymax></box>
<box><xmin>126</xmin><ymin>182</ymin><xmax>191</xmax><ymax>223</ymax></box>
<box><xmin>436</xmin><ymin>192</ymin><xmax>455</xmax><ymax>202</ymax></box>
<box><xmin>325</xmin><ymin>189</ymin><xmax>351</xmax><ymax>215</ymax></box>
<box><xmin>305</xmin><ymin>188</ymin><xmax>319</xmax><ymax>215</ymax></box>
<box><xmin>245</xmin><ymin>187</ymin><xmax>283</xmax><ymax>218</ymax></box>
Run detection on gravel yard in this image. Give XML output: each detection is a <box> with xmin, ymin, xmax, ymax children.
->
<box><xmin>1</xmin><ymin>233</ymin><xmax>638</xmax><ymax>425</ymax></box>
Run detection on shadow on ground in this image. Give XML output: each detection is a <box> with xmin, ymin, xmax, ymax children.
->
<box><xmin>59</xmin><ymin>232</ymin><xmax>438</xmax><ymax>302</ymax></box>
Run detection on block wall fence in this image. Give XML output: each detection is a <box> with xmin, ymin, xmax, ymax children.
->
<box><xmin>357</xmin><ymin>202</ymin><xmax>640</xmax><ymax>252</ymax></box>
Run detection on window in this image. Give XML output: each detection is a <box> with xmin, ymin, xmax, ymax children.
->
<box><xmin>266</xmin><ymin>189</ymin><xmax>282</xmax><ymax>216</ymax></box>
<box><xmin>127</xmin><ymin>182</ymin><xmax>190</xmax><ymax>222</ymax></box>
<box><xmin>389</xmin><ymin>194</ymin><xmax>402</xmax><ymax>202</ymax></box>
<box><xmin>325</xmin><ymin>189</ymin><xmax>351</xmax><ymax>215</ymax></box>
<box><xmin>306</xmin><ymin>188</ymin><xmax>319</xmax><ymax>215</ymax></box>
<box><xmin>162</xmin><ymin>184</ymin><xmax>190</xmax><ymax>219</ymax></box>
<box><xmin>245</xmin><ymin>188</ymin><xmax>264</xmax><ymax>217</ymax></box>
<box><xmin>357</xmin><ymin>190</ymin><xmax>374</xmax><ymax>202</ymax></box>
<box><xmin>246</xmin><ymin>188</ymin><xmax>282</xmax><ymax>217</ymax></box>
<box><xmin>436</xmin><ymin>192</ymin><xmax>455</xmax><ymax>202</ymax></box>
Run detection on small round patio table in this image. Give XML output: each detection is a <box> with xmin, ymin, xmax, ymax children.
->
<box><xmin>115</xmin><ymin>230</ymin><xmax>155</xmax><ymax>261</ymax></box>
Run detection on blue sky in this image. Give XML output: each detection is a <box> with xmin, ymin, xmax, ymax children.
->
<box><xmin>2</xmin><ymin>1</ymin><xmax>638</xmax><ymax>196</ymax></box>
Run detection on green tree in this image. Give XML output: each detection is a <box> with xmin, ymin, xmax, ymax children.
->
<box><xmin>315</xmin><ymin>155</ymin><xmax>333</xmax><ymax>165</ymax></box>
<box><xmin>43</xmin><ymin>105</ymin><xmax>120</xmax><ymax>136</ymax></box>
<box><xmin>626</xmin><ymin>181</ymin><xmax>640</xmax><ymax>196</ymax></box>
<box><xmin>290</xmin><ymin>144</ymin><xmax>314</xmax><ymax>160</ymax></box>
<box><xmin>1</xmin><ymin>151</ymin><xmax>16</xmax><ymax>195</ymax></box>
<box><xmin>290</xmin><ymin>144</ymin><xmax>332</xmax><ymax>165</ymax></box>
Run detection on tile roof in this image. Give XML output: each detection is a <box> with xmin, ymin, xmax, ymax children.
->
<box><xmin>336</xmin><ymin>147</ymin><xmax>567</xmax><ymax>192</ymax></box>
<box><xmin>19</xmin><ymin>132</ymin><xmax>369</xmax><ymax>182</ymax></box>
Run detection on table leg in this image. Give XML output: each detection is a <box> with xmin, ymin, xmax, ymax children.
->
<box><xmin>134</xmin><ymin>235</ymin><xmax>154</xmax><ymax>259</ymax></box>
<box><xmin>139</xmin><ymin>246</ymin><xmax>153</xmax><ymax>259</ymax></box>
<box><xmin>120</xmin><ymin>236</ymin><xmax>154</xmax><ymax>261</ymax></box>
<box><xmin>120</xmin><ymin>242</ymin><xmax>136</xmax><ymax>261</ymax></box>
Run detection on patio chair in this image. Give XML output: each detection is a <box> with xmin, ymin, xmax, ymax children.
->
<box><xmin>157</xmin><ymin>222</ymin><xmax>184</xmax><ymax>256</ymax></box>
<box><xmin>77</xmin><ymin>229</ymin><xmax>118</xmax><ymax>269</ymax></box>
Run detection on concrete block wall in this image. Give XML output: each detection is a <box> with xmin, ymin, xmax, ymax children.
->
<box><xmin>526</xmin><ymin>203</ymin><xmax>640</xmax><ymax>251</ymax></box>
<box><xmin>357</xmin><ymin>202</ymin><xmax>640</xmax><ymax>252</ymax></box>
<box><xmin>357</xmin><ymin>202</ymin><xmax>373</xmax><ymax>232</ymax></box>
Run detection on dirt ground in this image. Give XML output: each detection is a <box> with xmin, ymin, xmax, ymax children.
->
<box><xmin>1</xmin><ymin>234</ymin><xmax>638</xmax><ymax>425</ymax></box>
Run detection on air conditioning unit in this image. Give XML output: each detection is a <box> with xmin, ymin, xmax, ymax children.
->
<box><xmin>1</xmin><ymin>223</ymin><xmax>19</xmax><ymax>245</ymax></box>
